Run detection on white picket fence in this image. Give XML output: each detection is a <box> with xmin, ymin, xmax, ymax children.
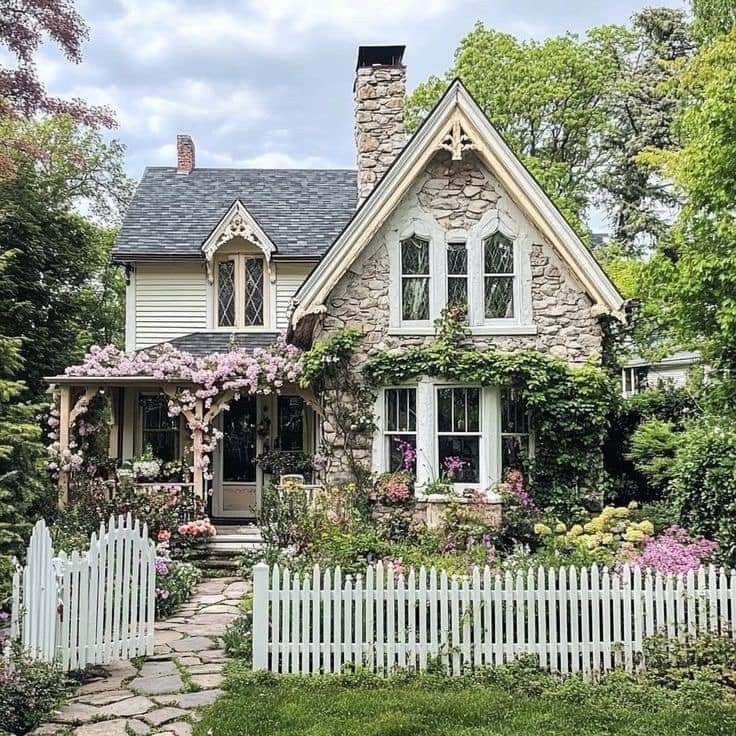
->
<box><xmin>251</xmin><ymin>561</ymin><xmax>736</xmax><ymax>676</ymax></box>
<box><xmin>10</xmin><ymin>514</ymin><xmax>156</xmax><ymax>671</ymax></box>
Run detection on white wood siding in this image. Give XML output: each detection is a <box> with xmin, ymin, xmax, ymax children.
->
<box><xmin>134</xmin><ymin>262</ymin><xmax>207</xmax><ymax>349</ymax></box>
<box><xmin>275</xmin><ymin>262</ymin><xmax>313</xmax><ymax>330</ymax></box>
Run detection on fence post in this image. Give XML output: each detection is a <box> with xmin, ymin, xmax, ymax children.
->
<box><xmin>252</xmin><ymin>562</ymin><xmax>269</xmax><ymax>671</ymax></box>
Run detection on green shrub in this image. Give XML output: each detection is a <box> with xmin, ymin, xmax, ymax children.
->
<box><xmin>222</xmin><ymin>598</ymin><xmax>253</xmax><ymax>661</ymax></box>
<box><xmin>669</xmin><ymin>421</ymin><xmax>736</xmax><ymax>565</ymax></box>
<box><xmin>155</xmin><ymin>556</ymin><xmax>201</xmax><ymax>618</ymax></box>
<box><xmin>0</xmin><ymin>642</ymin><xmax>68</xmax><ymax>735</ymax></box>
<box><xmin>630</xmin><ymin>418</ymin><xmax>680</xmax><ymax>497</ymax></box>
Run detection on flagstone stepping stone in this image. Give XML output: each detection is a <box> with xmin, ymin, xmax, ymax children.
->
<box><xmin>76</xmin><ymin>689</ymin><xmax>136</xmax><ymax>706</ymax></box>
<box><xmin>190</xmin><ymin>673</ymin><xmax>223</xmax><ymax>689</ymax></box>
<box><xmin>129</xmin><ymin>673</ymin><xmax>184</xmax><ymax>696</ymax></box>
<box><xmin>197</xmin><ymin>580</ymin><xmax>228</xmax><ymax>594</ymax></box>
<box><xmin>224</xmin><ymin>581</ymin><xmax>248</xmax><ymax>598</ymax></box>
<box><xmin>187</xmin><ymin>663</ymin><xmax>224</xmax><ymax>674</ymax></box>
<box><xmin>140</xmin><ymin>661</ymin><xmax>179</xmax><ymax>679</ymax></box>
<box><xmin>198</xmin><ymin>604</ymin><xmax>238</xmax><ymax>614</ymax></box>
<box><xmin>175</xmin><ymin>656</ymin><xmax>201</xmax><ymax>666</ymax></box>
<box><xmin>52</xmin><ymin>702</ymin><xmax>101</xmax><ymax>724</ymax></box>
<box><xmin>30</xmin><ymin>724</ymin><xmax>67</xmax><ymax>735</ymax></box>
<box><xmin>128</xmin><ymin>720</ymin><xmax>152</xmax><ymax>735</ymax></box>
<box><xmin>173</xmin><ymin>689</ymin><xmax>224</xmax><ymax>709</ymax></box>
<box><xmin>73</xmin><ymin>718</ymin><xmax>130</xmax><ymax>736</ymax></box>
<box><xmin>169</xmin><ymin>636</ymin><xmax>215</xmax><ymax>652</ymax></box>
<box><xmin>191</xmin><ymin>594</ymin><xmax>225</xmax><ymax>605</ymax></box>
<box><xmin>100</xmin><ymin>695</ymin><xmax>155</xmax><ymax>718</ymax></box>
<box><xmin>198</xmin><ymin>649</ymin><xmax>226</xmax><ymax>662</ymax></box>
<box><xmin>143</xmin><ymin>707</ymin><xmax>190</xmax><ymax>726</ymax></box>
<box><xmin>166</xmin><ymin>722</ymin><xmax>193</xmax><ymax>736</ymax></box>
<box><xmin>155</xmin><ymin>629</ymin><xmax>184</xmax><ymax>645</ymax></box>
<box><xmin>77</xmin><ymin>676</ymin><xmax>125</xmax><ymax>695</ymax></box>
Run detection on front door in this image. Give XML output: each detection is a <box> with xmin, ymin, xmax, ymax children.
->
<box><xmin>213</xmin><ymin>395</ymin><xmax>259</xmax><ymax>518</ymax></box>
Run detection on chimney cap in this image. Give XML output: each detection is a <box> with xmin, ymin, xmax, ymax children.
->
<box><xmin>356</xmin><ymin>45</ymin><xmax>405</xmax><ymax>70</ymax></box>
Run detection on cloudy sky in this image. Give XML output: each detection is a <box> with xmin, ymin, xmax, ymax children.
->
<box><xmin>39</xmin><ymin>0</ymin><xmax>686</xmax><ymax>197</ymax></box>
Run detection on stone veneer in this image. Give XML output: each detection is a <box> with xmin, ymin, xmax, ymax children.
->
<box><xmin>354</xmin><ymin>64</ymin><xmax>407</xmax><ymax>204</ymax></box>
<box><xmin>316</xmin><ymin>151</ymin><xmax>604</xmax><ymax>481</ymax></box>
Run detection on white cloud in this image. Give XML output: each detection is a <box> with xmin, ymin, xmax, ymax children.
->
<box><xmin>207</xmin><ymin>149</ymin><xmax>334</xmax><ymax>169</ymax></box>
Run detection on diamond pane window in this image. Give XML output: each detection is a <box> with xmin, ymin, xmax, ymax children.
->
<box><xmin>243</xmin><ymin>257</ymin><xmax>264</xmax><ymax>326</ymax></box>
<box><xmin>447</xmin><ymin>242</ymin><xmax>468</xmax><ymax>307</ymax></box>
<box><xmin>217</xmin><ymin>260</ymin><xmax>235</xmax><ymax>327</ymax></box>
<box><xmin>484</xmin><ymin>233</ymin><xmax>515</xmax><ymax>319</ymax></box>
<box><xmin>401</xmin><ymin>236</ymin><xmax>430</xmax><ymax>321</ymax></box>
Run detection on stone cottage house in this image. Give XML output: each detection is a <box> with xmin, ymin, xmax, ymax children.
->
<box><xmin>48</xmin><ymin>46</ymin><xmax>623</xmax><ymax>527</ymax></box>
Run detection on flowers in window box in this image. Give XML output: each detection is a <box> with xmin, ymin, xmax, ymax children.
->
<box><xmin>374</xmin><ymin>471</ymin><xmax>413</xmax><ymax>505</ymax></box>
<box><xmin>131</xmin><ymin>446</ymin><xmax>162</xmax><ymax>481</ymax></box>
<box><xmin>442</xmin><ymin>455</ymin><xmax>467</xmax><ymax>481</ymax></box>
<box><xmin>256</xmin><ymin>449</ymin><xmax>314</xmax><ymax>477</ymax></box>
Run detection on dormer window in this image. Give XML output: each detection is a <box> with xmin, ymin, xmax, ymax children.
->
<box><xmin>483</xmin><ymin>232</ymin><xmax>515</xmax><ymax>319</ymax></box>
<box><xmin>400</xmin><ymin>235</ymin><xmax>430</xmax><ymax>322</ymax></box>
<box><xmin>216</xmin><ymin>254</ymin><xmax>267</xmax><ymax>328</ymax></box>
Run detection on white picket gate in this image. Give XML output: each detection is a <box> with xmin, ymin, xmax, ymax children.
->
<box><xmin>10</xmin><ymin>514</ymin><xmax>156</xmax><ymax>671</ymax></box>
<box><xmin>251</xmin><ymin>561</ymin><xmax>736</xmax><ymax>676</ymax></box>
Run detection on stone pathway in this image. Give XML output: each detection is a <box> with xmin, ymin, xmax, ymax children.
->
<box><xmin>33</xmin><ymin>577</ymin><xmax>248</xmax><ymax>736</ymax></box>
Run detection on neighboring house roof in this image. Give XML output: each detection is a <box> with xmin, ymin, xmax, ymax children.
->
<box><xmin>113</xmin><ymin>167</ymin><xmax>357</xmax><ymax>261</ymax></box>
<box><xmin>147</xmin><ymin>331</ymin><xmax>280</xmax><ymax>357</ymax></box>
<box><xmin>624</xmin><ymin>350</ymin><xmax>700</xmax><ymax>369</ymax></box>
<box><xmin>292</xmin><ymin>79</ymin><xmax>624</xmax><ymax>325</ymax></box>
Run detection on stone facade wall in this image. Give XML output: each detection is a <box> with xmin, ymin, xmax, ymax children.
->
<box><xmin>316</xmin><ymin>151</ymin><xmax>605</xmax><ymax>481</ymax></box>
<box><xmin>354</xmin><ymin>64</ymin><xmax>407</xmax><ymax>204</ymax></box>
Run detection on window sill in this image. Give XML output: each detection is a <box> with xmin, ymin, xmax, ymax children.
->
<box><xmin>388</xmin><ymin>324</ymin><xmax>538</xmax><ymax>337</ymax></box>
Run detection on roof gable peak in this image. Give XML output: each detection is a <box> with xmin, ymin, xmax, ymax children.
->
<box><xmin>201</xmin><ymin>199</ymin><xmax>277</xmax><ymax>281</ymax></box>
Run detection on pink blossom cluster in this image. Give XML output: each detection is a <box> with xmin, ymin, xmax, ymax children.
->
<box><xmin>503</xmin><ymin>469</ymin><xmax>538</xmax><ymax>512</ymax></box>
<box><xmin>443</xmin><ymin>455</ymin><xmax>466</xmax><ymax>479</ymax></box>
<box><xmin>376</xmin><ymin>474</ymin><xmax>412</xmax><ymax>504</ymax></box>
<box><xmin>394</xmin><ymin>438</ymin><xmax>416</xmax><ymax>471</ymax></box>
<box><xmin>177</xmin><ymin>518</ymin><xmax>217</xmax><ymax>537</ymax></box>
<box><xmin>624</xmin><ymin>525</ymin><xmax>718</xmax><ymax>576</ymax></box>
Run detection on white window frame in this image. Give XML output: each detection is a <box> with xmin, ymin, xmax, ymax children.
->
<box><xmin>382</xmin><ymin>386</ymin><xmax>417</xmax><ymax>472</ymax></box>
<box><xmin>215</xmin><ymin>253</ymin><xmax>270</xmax><ymax>330</ymax></box>
<box><xmin>445</xmin><ymin>240</ymin><xmax>468</xmax><ymax>308</ymax></box>
<box><xmin>399</xmin><ymin>234</ymin><xmax>432</xmax><ymax>329</ymax></box>
<box><xmin>499</xmin><ymin>387</ymin><xmax>534</xmax><ymax>475</ymax></box>
<box><xmin>136</xmin><ymin>392</ymin><xmax>183</xmax><ymax>460</ymax></box>
<box><xmin>481</xmin><ymin>230</ymin><xmax>520</xmax><ymax>326</ymax></box>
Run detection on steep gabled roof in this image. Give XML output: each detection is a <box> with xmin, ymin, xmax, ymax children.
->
<box><xmin>292</xmin><ymin>80</ymin><xmax>624</xmax><ymax>324</ymax></box>
<box><xmin>113</xmin><ymin>167</ymin><xmax>357</xmax><ymax>261</ymax></box>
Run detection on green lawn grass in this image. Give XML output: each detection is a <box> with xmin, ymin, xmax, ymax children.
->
<box><xmin>194</xmin><ymin>670</ymin><xmax>736</xmax><ymax>736</ymax></box>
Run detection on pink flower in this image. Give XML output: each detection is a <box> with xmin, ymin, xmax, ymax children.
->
<box><xmin>157</xmin><ymin>530</ymin><xmax>171</xmax><ymax>542</ymax></box>
<box><xmin>622</xmin><ymin>526</ymin><xmax>718</xmax><ymax>576</ymax></box>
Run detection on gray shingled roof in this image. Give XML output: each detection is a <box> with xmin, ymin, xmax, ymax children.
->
<box><xmin>114</xmin><ymin>167</ymin><xmax>358</xmax><ymax>261</ymax></box>
<box><xmin>146</xmin><ymin>331</ymin><xmax>280</xmax><ymax>357</ymax></box>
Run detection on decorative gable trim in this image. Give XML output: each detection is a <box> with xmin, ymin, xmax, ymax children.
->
<box><xmin>201</xmin><ymin>199</ymin><xmax>277</xmax><ymax>282</ymax></box>
<box><xmin>291</xmin><ymin>80</ymin><xmax>624</xmax><ymax>326</ymax></box>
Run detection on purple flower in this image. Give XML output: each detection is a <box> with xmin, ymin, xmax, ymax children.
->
<box><xmin>622</xmin><ymin>526</ymin><xmax>718</xmax><ymax>576</ymax></box>
<box><xmin>154</xmin><ymin>556</ymin><xmax>170</xmax><ymax>576</ymax></box>
<box><xmin>442</xmin><ymin>456</ymin><xmax>466</xmax><ymax>479</ymax></box>
<box><xmin>394</xmin><ymin>438</ymin><xmax>416</xmax><ymax>471</ymax></box>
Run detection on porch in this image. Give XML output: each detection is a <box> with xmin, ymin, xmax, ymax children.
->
<box><xmin>46</xmin><ymin>339</ymin><xmax>321</xmax><ymax>523</ymax></box>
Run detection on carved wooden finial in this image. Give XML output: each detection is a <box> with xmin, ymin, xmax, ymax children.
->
<box><xmin>440</xmin><ymin>118</ymin><xmax>476</xmax><ymax>161</ymax></box>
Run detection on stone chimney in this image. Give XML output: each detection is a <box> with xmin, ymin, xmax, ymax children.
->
<box><xmin>354</xmin><ymin>45</ymin><xmax>407</xmax><ymax>204</ymax></box>
<box><xmin>176</xmin><ymin>134</ymin><xmax>195</xmax><ymax>174</ymax></box>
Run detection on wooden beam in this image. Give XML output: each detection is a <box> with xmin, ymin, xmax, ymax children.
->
<box><xmin>58</xmin><ymin>386</ymin><xmax>71</xmax><ymax>508</ymax></box>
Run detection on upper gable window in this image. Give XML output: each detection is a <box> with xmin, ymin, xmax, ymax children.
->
<box><xmin>401</xmin><ymin>235</ymin><xmax>430</xmax><ymax>322</ymax></box>
<box><xmin>446</xmin><ymin>241</ymin><xmax>468</xmax><ymax>308</ymax></box>
<box><xmin>483</xmin><ymin>232</ymin><xmax>515</xmax><ymax>319</ymax></box>
<box><xmin>216</xmin><ymin>254</ymin><xmax>267</xmax><ymax>328</ymax></box>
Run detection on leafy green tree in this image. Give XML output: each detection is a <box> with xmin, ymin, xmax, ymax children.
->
<box><xmin>690</xmin><ymin>0</ymin><xmax>736</xmax><ymax>42</ymax></box>
<box><xmin>639</xmin><ymin>30</ymin><xmax>736</xmax><ymax>366</ymax></box>
<box><xmin>406</xmin><ymin>23</ymin><xmax>624</xmax><ymax>230</ymax></box>
<box><xmin>597</xmin><ymin>9</ymin><xmax>694</xmax><ymax>253</ymax></box>
<box><xmin>0</xmin><ymin>167</ymin><xmax>125</xmax><ymax>397</ymax></box>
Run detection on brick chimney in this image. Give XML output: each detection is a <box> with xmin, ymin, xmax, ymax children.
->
<box><xmin>176</xmin><ymin>134</ymin><xmax>195</xmax><ymax>174</ymax></box>
<box><xmin>354</xmin><ymin>45</ymin><xmax>407</xmax><ymax>204</ymax></box>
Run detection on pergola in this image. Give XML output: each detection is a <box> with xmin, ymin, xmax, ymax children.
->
<box><xmin>45</xmin><ymin>372</ymin><xmax>321</xmax><ymax>508</ymax></box>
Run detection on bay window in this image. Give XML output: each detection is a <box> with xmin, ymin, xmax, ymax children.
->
<box><xmin>400</xmin><ymin>236</ymin><xmax>430</xmax><ymax>322</ymax></box>
<box><xmin>483</xmin><ymin>232</ymin><xmax>515</xmax><ymax>319</ymax></box>
<box><xmin>216</xmin><ymin>254</ymin><xmax>267</xmax><ymax>328</ymax></box>
<box><xmin>436</xmin><ymin>386</ymin><xmax>481</xmax><ymax>484</ymax></box>
<box><xmin>383</xmin><ymin>387</ymin><xmax>417</xmax><ymax>471</ymax></box>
